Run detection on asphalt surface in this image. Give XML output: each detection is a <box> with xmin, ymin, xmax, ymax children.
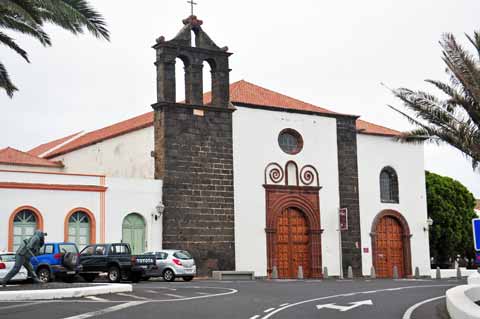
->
<box><xmin>0</xmin><ymin>278</ymin><xmax>463</xmax><ymax>319</ymax></box>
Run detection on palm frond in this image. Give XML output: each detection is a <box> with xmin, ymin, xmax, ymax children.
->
<box><xmin>0</xmin><ymin>31</ymin><xmax>29</xmax><ymax>62</ymax></box>
<box><xmin>0</xmin><ymin>61</ymin><xmax>17</xmax><ymax>97</ymax></box>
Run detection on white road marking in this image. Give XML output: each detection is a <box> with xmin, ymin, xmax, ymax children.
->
<box><xmin>145</xmin><ymin>290</ymin><xmax>159</xmax><ymax>294</ymax></box>
<box><xmin>402</xmin><ymin>295</ymin><xmax>445</xmax><ymax>319</ymax></box>
<box><xmin>249</xmin><ymin>316</ymin><xmax>260</xmax><ymax>319</ymax></box>
<box><xmin>264</xmin><ymin>308</ymin><xmax>275</xmax><ymax>313</ymax></box>
<box><xmin>258</xmin><ymin>284</ymin><xmax>453</xmax><ymax>319</ymax></box>
<box><xmin>164</xmin><ymin>293</ymin><xmax>186</xmax><ymax>298</ymax></box>
<box><xmin>85</xmin><ymin>296</ymin><xmax>108</xmax><ymax>302</ymax></box>
<box><xmin>61</xmin><ymin>301</ymin><xmax>148</xmax><ymax>319</ymax></box>
<box><xmin>116</xmin><ymin>293</ymin><xmax>150</xmax><ymax>300</ymax></box>
<box><xmin>279</xmin><ymin>303</ymin><xmax>289</xmax><ymax>307</ymax></box>
<box><xmin>195</xmin><ymin>292</ymin><xmax>210</xmax><ymax>295</ymax></box>
<box><xmin>145</xmin><ymin>286</ymin><xmax>177</xmax><ymax>291</ymax></box>
<box><xmin>316</xmin><ymin>300</ymin><xmax>373</xmax><ymax>312</ymax></box>
<box><xmin>0</xmin><ymin>301</ymin><xmax>48</xmax><ymax>310</ymax></box>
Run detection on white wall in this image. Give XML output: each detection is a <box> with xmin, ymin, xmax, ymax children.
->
<box><xmin>0</xmin><ymin>170</ymin><xmax>163</xmax><ymax>253</ymax></box>
<box><xmin>105</xmin><ymin>177</ymin><xmax>163</xmax><ymax>251</ymax></box>
<box><xmin>233</xmin><ymin>106</ymin><xmax>341</xmax><ymax>277</ymax></box>
<box><xmin>357</xmin><ymin>134</ymin><xmax>430</xmax><ymax>276</ymax></box>
<box><xmin>52</xmin><ymin>127</ymin><xmax>155</xmax><ymax>179</ymax></box>
<box><xmin>0</xmin><ymin>171</ymin><xmax>101</xmax><ymax>251</ymax></box>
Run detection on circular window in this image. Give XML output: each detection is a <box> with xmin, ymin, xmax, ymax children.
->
<box><xmin>278</xmin><ymin>129</ymin><xmax>303</xmax><ymax>155</ymax></box>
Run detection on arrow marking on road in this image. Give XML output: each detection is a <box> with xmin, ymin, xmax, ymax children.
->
<box><xmin>316</xmin><ymin>300</ymin><xmax>373</xmax><ymax>312</ymax></box>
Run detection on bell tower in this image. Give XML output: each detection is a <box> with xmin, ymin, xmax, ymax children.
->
<box><xmin>152</xmin><ymin>15</ymin><xmax>235</xmax><ymax>275</ymax></box>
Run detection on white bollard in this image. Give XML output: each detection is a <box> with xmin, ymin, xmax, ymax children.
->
<box><xmin>436</xmin><ymin>267</ymin><xmax>441</xmax><ymax>280</ymax></box>
<box><xmin>271</xmin><ymin>266</ymin><xmax>278</xmax><ymax>279</ymax></box>
<box><xmin>347</xmin><ymin>266</ymin><xmax>353</xmax><ymax>279</ymax></box>
<box><xmin>323</xmin><ymin>266</ymin><xmax>328</xmax><ymax>279</ymax></box>
<box><xmin>415</xmin><ymin>266</ymin><xmax>420</xmax><ymax>279</ymax></box>
<box><xmin>370</xmin><ymin>266</ymin><xmax>376</xmax><ymax>279</ymax></box>
<box><xmin>298</xmin><ymin>266</ymin><xmax>304</xmax><ymax>280</ymax></box>
<box><xmin>393</xmin><ymin>265</ymin><xmax>399</xmax><ymax>279</ymax></box>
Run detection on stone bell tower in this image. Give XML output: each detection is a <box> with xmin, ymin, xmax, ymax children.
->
<box><xmin>152</xmin><ymin>15</ymin><xmax>235</xmax><ymax>275</ymax></box>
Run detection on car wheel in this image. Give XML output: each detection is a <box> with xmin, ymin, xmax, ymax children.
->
<box><xmin>108</xmin><ymin>266</ymin><xmax>121</xmax><ymax>283</ymax></box>
<box><xmin>37</xmin><ymin>268</ymin><xmax>50</xmax><ymax>283</ymax></box>
<box><xmin>182</xmin><ymin>276</ymin><xmax>193</xmax><ymax>282</ymax></box>
<box><xmin>81</xmin><ymin>274</ymin><xmax>97</xmax><ymax>282</ymax></box>
<box><xmin>163</xmin><ymin>269</ymin><xmax>175</xmax><ymax>282</ymax></box>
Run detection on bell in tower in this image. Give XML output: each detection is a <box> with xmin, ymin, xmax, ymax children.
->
<box><xmin>151</xmin><ymin>15</ymin><xmax>236</xmax><ymax>276</ymax></box>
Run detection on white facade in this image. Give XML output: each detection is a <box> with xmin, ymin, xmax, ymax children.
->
<box><xmin>357</xmin><ymin>134</ymin><xmax>431</xmax><ymax>276</ymax></box>
<box><xmin>0</xmin><ymin>170</ymin><xmax>162</xmax><ymax>252</ymax></box>
<box><xmin>232</xmin><ymin>106</ymin><xmax>342</xmax><ymax>277</ymax></box>
<box><xmin>52</xmin><ymin>127</ymin><xmax>155</xmax><ymax>179</ymax></box>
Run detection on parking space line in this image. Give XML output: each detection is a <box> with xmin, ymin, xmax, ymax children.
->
<box><xmin>402</xmin><ymin>295</ymin><xmax>445</xmax><ymax>319</ymax></box>
<box><xmin>164</xmin><ymin>293</ymin><xmax>186</xmax><ymax>298</ymax></box>
<box><xmin>61</xmin><ymin>301</ymin><xmax>147</xmax><ymax>319</ymax></box>
<box><xmin>145</xmin><ymin>290</ymin><xmax>159</xmax><ymax>294</ymax></box>
<box><xmin>279</xmin><ymin>303</ymin><xmax>289</xmax><ymax>307</ymax></box>
<box><xmin>264</xmin><ymin>308</ymin><xmax>275</xmax><ymax>313</ymax></box>
<box><xmin>249</xmin><ymin>316</ymin><xmax>260</xmax><ymax>319</ymax></box>
<box><xmin>0</xmin><ymin>301</ymin><xmax>48</xmax><ymax>311</ymax></box>
<box><xmin>116</xmin><ymin>293</ymin><xmax>150</xmax><ymax>300</ymax></box>
<box><xmin>85</xmin><ymin>296</ymin><xmax>108</xmax><ymax>302</ymax></box>
<box><xmin>195</xmin><ymin>292</ymin><xmax>210</xmax><ymax>295</ymax></box>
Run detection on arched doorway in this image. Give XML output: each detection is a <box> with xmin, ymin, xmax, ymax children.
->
<box><xmin>275</xmin><ymin>207</ymin><xmax>310</xmax><ymax>278</ymax></box>
<box><xmin>122</xmin><ymin>213</ymin><xmax>146</xmax><ymax>254</ymax></box>
<box><xmin>13</xmin><ymin>210</ymin><xmax>37</xmax><ymax>251</ymax></box>
<box><xmin>67</xmin><ymin>211</ymin><xmax>91</xmax><ymax>249</ymax></box>
<box><xmin>371</xmin><ymin>210</ymin><xmax>412</xmax><ymax>278</ymax></box>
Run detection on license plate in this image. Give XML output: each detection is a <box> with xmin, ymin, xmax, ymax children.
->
<box><xmin>185</xmin><ymin>269</ymin><xmax>194</xmax><ymax>273</ymax></box>
<box><xmin>66</xmin><ymin>271</ymin><xmax>76</xmax><ymax>275</ymax></box>
<box><xmin>136</xmin><ymin>258</ymin><xmax>155</xmax><ymax>265</ymax></box>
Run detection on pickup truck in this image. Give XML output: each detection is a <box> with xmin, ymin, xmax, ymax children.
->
<box><xmin>78</xmin><ymin>243</ymin><xmax>155</xmax><ymax>283</ymax></box>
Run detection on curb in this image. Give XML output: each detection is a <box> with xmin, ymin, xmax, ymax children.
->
<box><xmin>0</xmin><ymin>283</ymin><xmax>132</xmax><ymax>301</ymax></box>
<box><xmin>446</xmin><ymin>284</ymin><xmax>480</xmax><ymax>319</ymax></box>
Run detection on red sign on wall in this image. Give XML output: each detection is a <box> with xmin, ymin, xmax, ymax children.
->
<box><xmin>339</xmin><ymin>208</ymin><xmax>348</xmax><ymax>231</ymax></box>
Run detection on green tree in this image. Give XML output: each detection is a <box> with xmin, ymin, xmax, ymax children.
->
<box><xmin>426</xmin><ymin>171</ymin><xmax>477</xmax><ymax>266</ymax></box>
<box><xmin>1</xmin><ymin>0</ymin><xmax>109</xmax><ymax>97</ymax></box>
<box><xmin>389</xmin><ymin>31</ymin><xmax>480</xmax><ymax>169</ymax></box>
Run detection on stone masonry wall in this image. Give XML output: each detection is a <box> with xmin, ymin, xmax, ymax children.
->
<box><xmin>336</xmin><ymin>117</ymin><xmax>363</xmax><ymax>277</ymax></box>
<box><xmin>154</xmin><ymin>103</ymin><xmax>235</xmax><ymax>276</ymax></box>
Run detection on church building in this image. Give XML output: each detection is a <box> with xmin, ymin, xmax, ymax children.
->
<box><xmin>0</xmin><ymin>15</ymin><xmax>431</xmax><ymax>278</ymax></box>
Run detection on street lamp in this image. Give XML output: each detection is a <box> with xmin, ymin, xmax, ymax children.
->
<box><xmin>154</xmin><ymin>202</ymin><xmax>165</xmax><ymax>221</ymax></box>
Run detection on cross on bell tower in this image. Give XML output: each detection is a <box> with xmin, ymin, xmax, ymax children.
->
<box><xmin>187</xmin><ymin>0</ymin><xmax>197</xmax><ymax>16</ymax></box>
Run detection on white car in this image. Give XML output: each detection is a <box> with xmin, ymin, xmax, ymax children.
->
<box><xmin>0</xmin><ymin>252</ymin><xmax>28</xmax><ymax>282</ymax></box>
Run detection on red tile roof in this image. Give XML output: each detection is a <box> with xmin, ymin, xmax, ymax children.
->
<box><xmin>34</xmin><ymin>80</ymin><xmax>401</xmax><ymax>159</ymax></box>
<box><xmin>356</xmin><ymin>119</ymin><xmax>401</xmax><ymax>137</ymax></box>
<box><xmin>0</xmin><ymin>147</ymin><xmax>63</xmax><ymax>168</ymax></box>
<box><xmin>28</xmin><ymin>131</ymin><xmax>83</xmax><ymax>157</ymax></box>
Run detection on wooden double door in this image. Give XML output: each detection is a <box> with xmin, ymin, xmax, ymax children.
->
<box><xmin>275</xmin><ymin>207</ymin><xmax>311</xmax><ymax>278</ymax></box>
<box><xmin>374</xmin><ymin>216</ymin><xmax>405</xmax><ymax>278</ymax></box>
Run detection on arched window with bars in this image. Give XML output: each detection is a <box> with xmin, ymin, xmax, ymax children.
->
<box><xmin>380</xmin><ymin>166</ymin><xmax>399</xmax><ymax>203</ymax></box>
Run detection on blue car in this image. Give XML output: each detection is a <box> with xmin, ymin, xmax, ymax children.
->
<box><xmin>30</xmin><ymin>242</ymin><xmax>82</xmax><ymax>283</ymax></box>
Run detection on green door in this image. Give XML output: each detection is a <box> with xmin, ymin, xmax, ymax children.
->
<box><xmin>68</xmin><ymin>211</ymin><xmax>90</xmax><ymax>249</ymax></box>
<box><xmin>13</xmin><ymin>210</ymin><xmax>37</xmax><ymax>251</ymax></box>
<box><xmin>122</xmin><ymin>213</ymin><xmax>145</xmax><ymax>254</ymax></box>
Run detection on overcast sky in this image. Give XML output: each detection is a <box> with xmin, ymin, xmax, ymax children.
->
<box><xmin>1</xmin><ymin>0</ymin><xmax>479</xmax><ymax>196</ymax></box>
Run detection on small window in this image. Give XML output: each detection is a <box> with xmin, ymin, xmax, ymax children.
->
<box><xmin>111</xmin><ymin>244</ymin><xmax>129</xmax><ymax>255</ymax></box>
<box><xmin>95</xmin><ymin>245</ymin><xmax>106</xmax><ymax>255</ymax></box>
<box><xmin>42</xmin><ymin>245</ymin><xmax>54</xmax><ymax>255</ymax></box>
<box><xmin>173</xmin><ymin>251</ymin><xmax>192</xmax><ymax>260</ymax></box>
<box><xmin>59</xmin><ymin>244</ymin><xmax>78</xmax><ymax>254</ymax></box>
<box><xmin>156</xmin><ymin>252</ymin><xmax>168</xmax><ymax>260</ymax></box>
<box><xmin>81</xmin><ymin>246</ymin><xmax>95</xmax><ymax>255</ymax></box>
<box><xmin>278</xmin><ymin>129</ymin><xmax>303</xmax><ymax>155</ymax></box>
<box><xmin>380</xmin><ymin>166</ymin><xmax>399</xmax><ymax>203</ymax></box>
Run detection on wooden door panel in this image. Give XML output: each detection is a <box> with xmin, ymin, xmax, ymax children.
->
<box><xmin>375</xmin><ymin>216</ymin><xmax>404</xmax><ymax>278</ymax></box>
<box><xmin>275</xmin><ymin>208</ymin><xmax>310</xmax><ymax>278</ymax></box>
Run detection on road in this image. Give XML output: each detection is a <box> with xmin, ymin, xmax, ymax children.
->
<box><xmin>0</xmin><ymin>278</ymin><xmax>461</xmax><ymax>319</ymax></box>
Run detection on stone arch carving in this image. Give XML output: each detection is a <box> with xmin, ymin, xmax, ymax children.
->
<box><xmin>370</xmin><ymin>209</ymin><xmax>412</xmax><ymax>277</ymax></box>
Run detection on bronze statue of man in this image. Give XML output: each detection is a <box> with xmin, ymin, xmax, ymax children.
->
<box><xmin>1</xmin><ymin>230</ymin><xmax>47</xmax><ymax>287</ymax></box>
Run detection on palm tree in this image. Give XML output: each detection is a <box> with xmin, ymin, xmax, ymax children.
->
<box><xmin>389</xmin><ymin>31</ymin><xmax>480</xmax><ymax>169</ymax></box>
<box><xmin>0</xmin><ymin>0</ymin><xmax>109</xmax><ymax>97</ymax></box>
